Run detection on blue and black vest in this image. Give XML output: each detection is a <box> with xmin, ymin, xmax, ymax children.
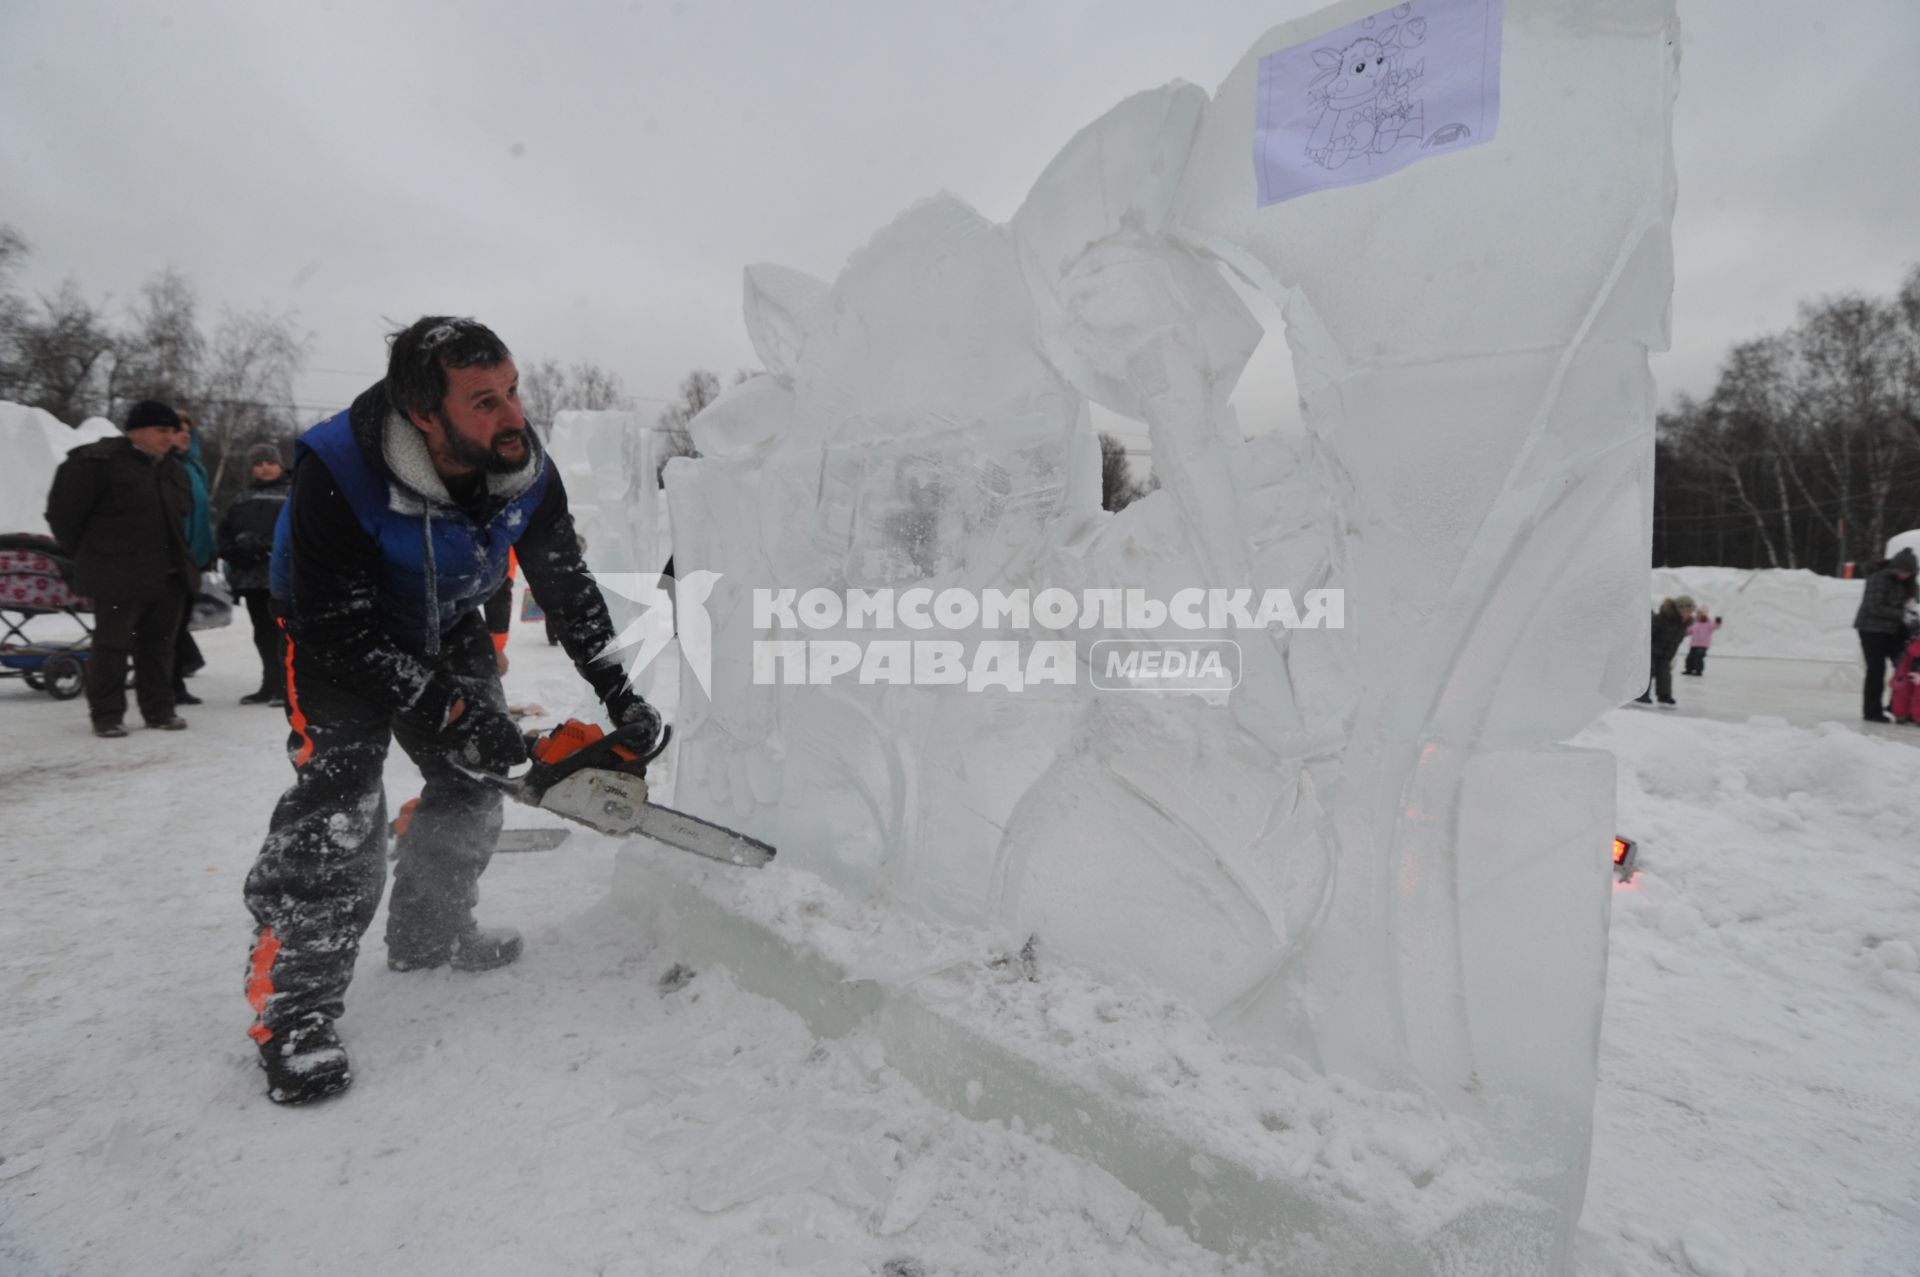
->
<box><xmin>270</xmin><ymin>409</ymin><xmax>550</xmax><ymax>657</ymax></box>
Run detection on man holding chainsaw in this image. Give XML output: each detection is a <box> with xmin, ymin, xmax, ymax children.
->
<box><xmin>243</xmin><ymin>316</ymin><xmax>660</xmax><ymax>1105</ymax></box>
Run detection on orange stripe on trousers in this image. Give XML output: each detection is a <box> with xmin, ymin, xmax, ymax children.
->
<box><xmin>278</xmin><ymin>618</ymin><xmax>314</xmax><ymax>768</ymax></box>
<box><xmin>246</xmin><ymin>928</ymin><xmax>282</xmax><ymax>1044</ymax></box>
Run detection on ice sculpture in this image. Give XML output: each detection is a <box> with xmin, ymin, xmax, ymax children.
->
<box><xmin>543</xmin><ymin>408</ymin><xmax>664</xmax><ymax>583</ymax></box>
<box><xmin>540</xmin><ymin>408</ymin><xmax>674</xmax><ymax>695</ymax></box>
<box><xmin>650</xmin><ymin>0</ymin><xmax>1676</xmax><ymax>1267</ymax></box>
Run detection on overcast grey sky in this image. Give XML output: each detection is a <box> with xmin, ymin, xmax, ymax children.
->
<box><xmin>2</xmin><ymin>0</ymin><xmax>1915</xmax><ymax>441</ymax></box>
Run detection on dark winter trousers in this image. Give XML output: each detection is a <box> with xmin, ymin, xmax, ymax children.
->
<box><xmin>1860</xmin><ymin>630</ymin><xmax>1905</xmax><ymax>720</ymax></box>
<box><xmin>1647</xmin><ymin>644</ymin><xmax>1677</xmax><ymax>703</ymax></box>
<box><xmin>171</xmin><ymin>605</ymin><xmax>203</xmax><ymax>691</ymax></box>
<box><xmin>86</xmin><ymin>579</ymin><xmax>188</xmax><ymax>726</ymax></box>
<box><xmin>1683</xmin><ymin>645</ymin><xmax>1708</xmax><ymax>675</ymax></box>
<box><xmin>243</xmin><ymin>614</ymin><xmax>508</xmax><ymax>1044</ymax></box>
<box><xmin>240</xmin><ymin>589</ymin><xmax>284</xmax><ymax>693</ymax></box>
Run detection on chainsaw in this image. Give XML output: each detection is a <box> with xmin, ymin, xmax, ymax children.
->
<box><xmin>463</xmin><ymin>718</ymin><xmax>775</xmax><ymax>869</ymax></box>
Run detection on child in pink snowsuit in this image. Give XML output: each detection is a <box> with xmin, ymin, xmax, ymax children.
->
<box><xmin>1682</xmin><ymin>612</ymin><xmax>1721</xmax><ymax>676</ymax></box>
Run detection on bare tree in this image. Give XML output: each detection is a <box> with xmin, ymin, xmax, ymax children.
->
<box><xmin>1796</xmin><ymin>292</ymin><xmax>1907</xmax><ymax>559</ymax></box>
<box><xmin>197</xmin><ymin>308</ymin><xmax>307</xmax><ymax>507</ymax></box>
<box><xmin>3</xmin><ymin>279</ymin><xmax>117</xmax><ymax>424</ymax></box>
<box><xmin>519</xmin><ymin>357</ymin><xmax>631</xmax><ymax>434</ymax></box>
<box><xmin>0</xmin><ymin>225</ymin><xmax>29</xmax><ymax>394</ymax></box>
<box><xmin>109</xmin><ymin>268</ymin><xmax>206</xmax><ymax>418</ymax></box>
<box><xmin>1654</xmin><ymin>270</ymin><xmax>1920</xmax><ymax>571</ymax></box>
<box><xmin>1891</xmin><ymin>264</ymin><xmax>1920</xmax><ymax>439</ymax></box>
<box><xmin>654</xmin><ymin>368</ymin><xmax>719</xmax><ymax>480</ymax></box>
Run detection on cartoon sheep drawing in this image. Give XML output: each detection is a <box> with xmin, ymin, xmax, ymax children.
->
<box><xmin>1306</xmin><ymin>5</ymin><xmax>1429</xmax><ymax>169</ymax></box>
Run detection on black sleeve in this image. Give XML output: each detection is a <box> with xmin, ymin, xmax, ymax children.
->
<box><xmin>514</xmin><ymin>470</ymin><xmax>634</xmax><ymax>708</ymax></box>
<box><xmin>43</xmin><ymin>456</ymin><xmax>99</xmax><ymax>556</ymax></box>
<box><xmin>215</xmin><ymin>503</ymin><xmax>242</xmax><ymax>565</ymax></box>
<box><xmin>283</xmin><ymin>455</ymin><xmax>458</xmax><ymax>722</ymax></box>
<box><xmin>483</xmin><ymin>569</ymin><xmax>514</xmax><ymax>641</ymax></box>
<box><xmin>1858</xmin><ymin>572</ymin><xmax>1905</xmax><ymax>632</ymax></box>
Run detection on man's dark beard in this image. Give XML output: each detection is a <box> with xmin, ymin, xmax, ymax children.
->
<box><xmin>440</xmin><ymin>421</ymin><xmax>532</xmax><ymax>475</ymax></box>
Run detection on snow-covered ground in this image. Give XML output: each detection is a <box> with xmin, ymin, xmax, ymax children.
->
<box><xmin>3</xmin><ymin>619</ymin><xmax>1917</xmax><ymax>1275</ymax></box>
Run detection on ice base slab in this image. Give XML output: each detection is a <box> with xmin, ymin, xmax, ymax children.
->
<box><xmin>612</xmin><ymin>848</ymin><xmax>1567</xmax><ymax>1274</ymax></box>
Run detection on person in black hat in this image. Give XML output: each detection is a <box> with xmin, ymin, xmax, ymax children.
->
<box><xmin>43</xmin><ymin>400</ymin><xmax>202</xmax><ymax>735</ymax></box>
<box><xmin>217</xmin><ymin>441</ymin><xmax>293</xmax><ymax>704</ymax></box>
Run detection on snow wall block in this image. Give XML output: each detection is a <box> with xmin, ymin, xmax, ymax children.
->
<box><xmin>613</xmin><ymin>847</ymin><xmax>1567</xmax><ymax>1275</ymax></box>
<box><xmin>642</xmin><ymin>0</ymin><xmax>1678</xmax><ymax>1270</ymax></box>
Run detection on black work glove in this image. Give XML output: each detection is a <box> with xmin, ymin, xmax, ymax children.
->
<box><xmin>604</xmin><ymin>688</ymin><xmax>662</xmax><ymax>754</ymax></box>
<box><xmin>446</xmin><ymin>699</ymin><xmax>529</xmax><ymax>774</ymax></box>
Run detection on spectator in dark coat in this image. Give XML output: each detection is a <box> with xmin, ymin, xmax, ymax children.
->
<box><xmin>1634</xmin><ymin>595</ymin><xmax>1695</xmax><ymax>707</ymax></box>
<box><xmin>168</xmin><ymin>410</ymin><xmax>217</xmax><ymax>704</ymax></box>
<box><xmin>43</xmin><ymin>400</ymin><xmax>201</xmax><ymax>736</ymax></box>
<box><xmin>1853</xmin><ymin>548</ymin><xmax>1918</xmax><ymax>723</ymax></box>
<box><xmin>217</xmin><ymin>441</ymin><xmax>293</xmax><ymax>705</ymax></box>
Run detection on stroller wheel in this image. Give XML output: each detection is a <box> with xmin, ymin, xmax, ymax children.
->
<box><xmin>43</xmin><ymin>654</ymin><xmax>85</xmax><ymax>701</ymax></box>
<box><xmin>22</xmin><ymin>668</ymin><xmax>46</xmax><ymax>691</ymax></box>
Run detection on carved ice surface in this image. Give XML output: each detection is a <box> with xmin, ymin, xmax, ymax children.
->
<box><xmin>660</xmin><ymin>0</ymin><xmax>1676</xmax><ymax>1265</ymax></box>
<box><xmin>542</xmin><ymin>407</ymin><xmax>672</xmax><ymax>697</ymax></box>
<box><xmin>544</xmin><ymin>407</ymin><xmax>663</xmax><ymax>584</ymax></box>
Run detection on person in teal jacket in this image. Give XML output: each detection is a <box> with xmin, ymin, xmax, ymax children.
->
<box><xmin>169</xmin><ymin>409</ymin><xmax>217</xmax><ymax>702</ymax></box>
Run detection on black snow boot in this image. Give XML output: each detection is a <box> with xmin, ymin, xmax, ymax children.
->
<box><xmin>239</xmin><ymin>686</ymin><xmax>279</xmax><ymax>705</ymax></box>
<box><xmin>389</xmin><ymin>924</ymin><xmax>523</xmax><ymax>973</ymax></box>
<box><xmin>259</xmin><ymin>1014</ymin><xmax>352</xmax><ymax>1105</ymax></box>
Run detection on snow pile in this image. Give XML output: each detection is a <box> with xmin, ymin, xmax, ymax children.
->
<box><xmin>0</xmin><ymin>626</ymin><xmax>1255</xmax><ymax>1277</ymax></box>
<box><xmin>4</xmin><ymin>625</ymin><xmax>1916</xmax><ymax>1273</ymax></box>
<box><xmin>629</xmin><ymin>844</ymin><xmax>1528</xmax><ymax>1244</ymax></box>
<box><xmin>0</xmin><ymin>401</ymin><xmax>77</xmax><ymax>534</ymax></box>
<box><xmin>1651</xmin><ymin>566</ymin><xmax>1863</xmax><ymax>663</ymax></box>
<box><xmin>0</xmin><ymin>404</ymin><xmax>117</xmax><ymax>535</ymax></box>
<box><xmin>1576</xmin><ymin>708</ymin><xmax>1920</xmax><ymax>1275</ymax></box>
<box><xmin>659</xmin><ymin>0</ymin><xmax>1680</xmax><ymax>1266</ymax></box>
<box><xmin>72</xmin><ymin>417</ymin><xmax>121</xmax><ymax>445</ymax></box>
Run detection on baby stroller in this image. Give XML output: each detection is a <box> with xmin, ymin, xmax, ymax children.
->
<box><xmin>0</xmin><ymin>532</ymin><xmax>93</xmax><ymax>700</ymax></box>
<box><xmin>1890</xmin><ymin>632</ymin><xmax>1920</xmax><ymax>724</ymax></box>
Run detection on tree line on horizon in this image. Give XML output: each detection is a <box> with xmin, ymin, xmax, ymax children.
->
<box><xmin>0</xmin><ymin>225</ymin><xmax>715</xmax><ymax>508</ymax></box>
<box><xmin>8</xmin><ymin>221</ymin><xmax>1912</xmax><ymax>561</ymax></box>
<box><xmin>1655</xmin><ymin>265</ymin><xmax>1920</xmax><ymax>574</ymax></box>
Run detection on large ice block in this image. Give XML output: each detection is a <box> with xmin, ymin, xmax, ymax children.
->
<box><xmin>645</xmin><ymin>0</ymin><xmax>1676</xmax><ymax>1267</ymax></box>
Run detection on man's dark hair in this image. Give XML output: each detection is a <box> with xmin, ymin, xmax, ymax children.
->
<box><xmin>385</xmin><ymin>316</ymin><xmax>512</xmax><ymax>419</ymax></box>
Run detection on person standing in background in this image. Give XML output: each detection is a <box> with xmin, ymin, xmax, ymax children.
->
<box><xmin>169</xmin><ymin>409</ymin><xmax>218</xmax><ymax>705</ymax></box>
<box><xmin>1853</xmin><ymin>548</ymin><xmax>1917</xmax><ymax>723</ymax></box>
<box><xmin>43</xmin><ymin>400</ymin><xmax>200</xmax><ymax>736</ymax></box>
<box><xmin>217</xmin><ymin>442</ymin><xmax>293</xmax><ymax>705</ymax></box>
<box><xmin>1634</xmin><ymin>595</ymin><xmax>1694</xmax><ymax>707</ymax></box>
<box><xmin>1681</xmin><ymin>608</ymin><xmax>1722</xmax><ymax>676</ymax></box>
